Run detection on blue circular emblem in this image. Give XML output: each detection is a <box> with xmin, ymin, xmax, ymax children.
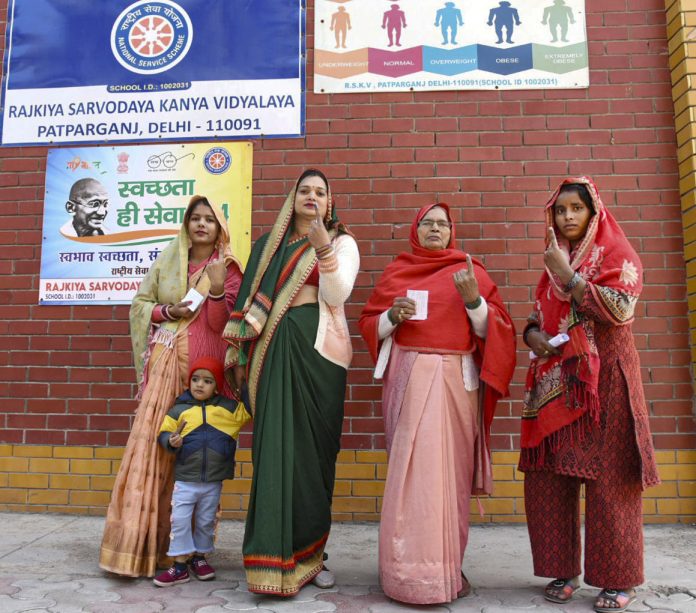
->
<box><xmin>204</xmin><ymin>148</ymin><xmax>232</xmax><ymax>175</ymax></box>
<box><xmin>111</xmin><ymin>0</ymin><xmax>193</xmax><ymax>75</ymax></box>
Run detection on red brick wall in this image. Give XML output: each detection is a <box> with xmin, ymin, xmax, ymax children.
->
<box><xmin>1</xmin><ymin>0</ymin><xmax>695</xmax><ymax>454</ymax></box>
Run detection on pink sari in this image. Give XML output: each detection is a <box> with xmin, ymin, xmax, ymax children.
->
<box><xmin>379</xmin><ymin>344</ymin><xmax>478</xmax><ymax>605</ymax></box>
<box><xmin>100</xmin><ymin>198</ymin><xmax>242</xmax><ymax>577</ymax></box>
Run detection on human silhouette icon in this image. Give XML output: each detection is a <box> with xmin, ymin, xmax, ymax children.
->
<box><xmin>382</xmin><ymin>4</ymin><xmax>407</xmax><ymax>47</ymax></box>
<box><xmin>487</xmin><ymin>1</ymin><xmax>521</xmax><ymax>44</ymax></box>
<box><xmin>331</xmin><ymin>6</ymin><xmax>352</xmax><ymax>49</ymax></box>
<box><xmin>542</xmin><ymin>0</ymin><xmax>575</xmax><ymax>42</ymax></box>
<box><xmin>434</xmin><ymin>2</ymin><xmax>463</xmax><ymax>45</ymax></box>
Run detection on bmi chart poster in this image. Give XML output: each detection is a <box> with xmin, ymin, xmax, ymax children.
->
<box><xmin>314</xmin><ymin>0</ymin><xmax>588</xmax><ymax>92</ymax></box>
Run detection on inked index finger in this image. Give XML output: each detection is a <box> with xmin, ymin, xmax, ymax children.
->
<box><xmin>466</xmin><ymin>253</ymin><xmax>474</xmax><ymax>275</ymax></box>
<box><xmin>547</xmin><ymin>226</ymin><xmax>559</xmax><ymax>248</ymax></box>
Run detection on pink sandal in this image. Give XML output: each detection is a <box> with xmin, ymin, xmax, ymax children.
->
<box><xmin>594</xmin><ymin>588</ymin><xmax>636</xmax><ymax>613</ymax></box>
<box><xmin>544</xmin><ymin>577</ymin><xmax>580</xmax><ymax>603</ymax></box>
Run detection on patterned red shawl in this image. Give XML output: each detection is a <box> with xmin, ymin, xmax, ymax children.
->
<box><xmin>521</xmin><ymin>177</ymin><xmax>643</xmax><ymax>460</ymax></box>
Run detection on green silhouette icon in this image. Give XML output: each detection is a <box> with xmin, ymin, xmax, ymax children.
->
<box><xmin>541</xmin><ymin>0</ymin><xmax>575</xmax><ymax>43</ymax></box>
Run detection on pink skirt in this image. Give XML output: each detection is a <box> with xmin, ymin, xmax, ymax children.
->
<box><xmin>379</xmin><ymin>349</ymin><xmax>478</xmax><ymax>604</ymax></box>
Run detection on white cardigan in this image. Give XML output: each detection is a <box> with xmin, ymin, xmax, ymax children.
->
<box><xmin>314</xmin><ymin>233</ymin><xmax>360</xmax><ymax>368</ymax></box>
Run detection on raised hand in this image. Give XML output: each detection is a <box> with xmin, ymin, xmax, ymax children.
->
<box><xmin>206</xmin><ymin>244</ymin><xmax>227</xmax><ymax>295</ymax></box>
<box><xmin>453</xmin><ymin>254</ymin><xmax>480</xmax><ymax>304</ymax></box>
<box><xmin>307</xmin><ymin>203</ymin><xmax>331</xmax><ymax>250</ymax></box>
<box><xmin>544</xmin><ymin>227</ymin><xmax>572</xmax><ymax>279</ymax></box>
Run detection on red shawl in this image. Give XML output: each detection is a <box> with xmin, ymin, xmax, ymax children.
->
<box><xmin>359</xmin><ymin>203</ymin><xmax>516</xmax><ymax>441</ymax></box>
<box><xmin>521</xmin><ymin>176</ymin><xmax>643</xmax><ymax>459</ymax></box>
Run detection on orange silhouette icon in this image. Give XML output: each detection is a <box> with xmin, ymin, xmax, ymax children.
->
<box><xmin>331</xmin><ymin>6</ymin><xmax>352</xmax><ymax>48</ymax></box>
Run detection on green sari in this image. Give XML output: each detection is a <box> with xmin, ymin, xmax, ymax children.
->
<box><xmin>223</xmin><ymin>186</ymin><xmax>348</xmax><ymax>595</ymax></box>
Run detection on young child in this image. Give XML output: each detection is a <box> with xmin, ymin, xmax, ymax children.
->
<box><xmin>153</xmin><ymin>356</ymin><xmax>250</xmax><ymax>587</ymax></box>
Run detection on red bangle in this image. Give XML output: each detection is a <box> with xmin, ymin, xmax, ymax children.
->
<box><xmin>163</xmin><ymin>304</ymin><xmax>177</xmax><ymax>320</ymax></box>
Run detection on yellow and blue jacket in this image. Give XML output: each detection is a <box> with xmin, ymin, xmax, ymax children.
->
<box><xmin>158</xmin><ymin>390</ymin><xmax>251</xmax><ymax>482</ymax></box>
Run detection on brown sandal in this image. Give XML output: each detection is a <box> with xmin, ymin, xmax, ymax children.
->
<box><xmin>457</xmin><ymin>572</ymin><xmax>471</xmax><ymax>598</ymax></box>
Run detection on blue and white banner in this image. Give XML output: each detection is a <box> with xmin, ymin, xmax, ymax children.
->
<box><xmin>1</xmin><ymin>0</ymin><xmax>305</xmax><ymax>145</ymax></box>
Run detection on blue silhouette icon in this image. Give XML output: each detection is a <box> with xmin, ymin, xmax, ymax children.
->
<box><xmin>382</xmin><ymin>4</ymin><xmax>407</xmax><ymax>47</ymax></box>
<box><xmin>487</xmin><ymin>1</ymin><xmax>521</xmax><ymax>44</ymax></box>
<box><xmin>434</xmin><ymin>2</ymin><xmax>463</xmax><ymax>45</ymax></box>
<box><xmin>542</xmin><ymin>0</ymin><xmax>575</xmax><ymax>43</ymax></box>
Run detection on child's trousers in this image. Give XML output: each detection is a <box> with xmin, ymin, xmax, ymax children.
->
<box><xmin>167</xmin><ymin>481</ymin><xmax>222</xmax><ymax>557</ymax></box>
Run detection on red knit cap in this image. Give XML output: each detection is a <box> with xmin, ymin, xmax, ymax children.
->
<box><xmin>188</xmin><ymin>356</ymin><xmax>224</xmax><ymax>394</ymax></box>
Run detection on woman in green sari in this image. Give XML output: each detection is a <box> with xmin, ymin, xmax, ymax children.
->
<box><xmin>223</xmin><ymin>169</ymin><xmax>360</xmax><ymax>596</ymax></box>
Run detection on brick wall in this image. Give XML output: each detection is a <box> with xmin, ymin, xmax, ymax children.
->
<box><xmin>1</xmin><ymin>0</ymin><xmax>695</xmax><ymax>521</ymax></box>
<box><xmin>665</xmin><ymin>0</ymin><xmax>696</xmax><ymax>379</ymax></box>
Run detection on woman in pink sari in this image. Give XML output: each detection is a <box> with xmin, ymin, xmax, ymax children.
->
<box><xmin>100</xmin><ymin>196</ymin><xmax>243</xmax><ymax>577</ymax></box>
<box><xmin>359</xmin><ymin>203</ymin><xmax>516</xmax><ymax>604</ymax></box>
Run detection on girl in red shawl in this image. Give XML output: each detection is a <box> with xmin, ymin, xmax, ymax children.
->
<box><xmin>359</xmin><ymin>203</ymin><xmax>516</xmax><ymax>605</ymax></box>
<box><xmin>521</xmin><ymin>177</ymin><xmax>659</xmax><ymax>613</ymax></box>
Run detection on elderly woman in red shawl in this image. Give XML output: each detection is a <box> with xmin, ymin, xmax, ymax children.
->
<box><xmin>359</xmin><ymin>203</ymin><xmax>516</xmax><ymax>605</ymax></box>
<box><xmin>520</xmin><ymin>177</ymin><xmax>659</xmax><ymax>613</ymax></box>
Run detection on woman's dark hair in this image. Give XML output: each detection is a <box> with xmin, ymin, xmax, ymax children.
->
<box><xmin>295</xmin><ymin>168</ymin><xmax>330</xmax><ymax>193</ymax></box>
<box><xmin>183</xmin><ymin>196</ymin><xmax>220</xmax><ymax>230</ymax></box>
<box><xmin>558</xmin><ymin>183</ymin><xmax>594</xmax><ymax>214</ymax></box>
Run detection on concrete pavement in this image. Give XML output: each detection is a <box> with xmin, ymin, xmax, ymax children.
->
<box><xmin>0</xmin><ymin>512</ymin><xmax>694</xmax><ymax>612</ymax></box>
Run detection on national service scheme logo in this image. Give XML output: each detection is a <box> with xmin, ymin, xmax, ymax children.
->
<box><xmin>111</xmin><ymin>0</ymin><xmax>193</xmax><ymax>75</ymax></box>
<box><xmin>204</xmin><ymin>148</ymin><xmax>232</xmax><ymax>175</ymax></box>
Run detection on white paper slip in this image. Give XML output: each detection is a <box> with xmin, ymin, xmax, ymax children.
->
<box><xmin>406</xmin><ymin>289</ymin><xmax>428</xmax><ymax>321</ymax></box>
<box><xmin>182</xmin><ymin>287</ymin><xmax>205</xmax><ymax>312</ymax></box>
<box><xmin>529</xmin><ymin>333</ymin><xmax>570</xmax><ymax>359</ymax></box>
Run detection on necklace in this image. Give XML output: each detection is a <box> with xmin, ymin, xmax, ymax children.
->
<box><xmin>288</xmin><ymin>232</ymin><xmax>308</xmax><ymax>245</ymax></box>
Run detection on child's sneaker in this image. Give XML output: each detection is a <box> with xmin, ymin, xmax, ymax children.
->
<box><xmin>189</xmin><ymin>556</ymin><xmax>216</xmax><ymax>581</ymax></box>
<box><xmin>153</xmin><ymin>564</ymin><xmax>190</xmax><ymax>587</ymax></box>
